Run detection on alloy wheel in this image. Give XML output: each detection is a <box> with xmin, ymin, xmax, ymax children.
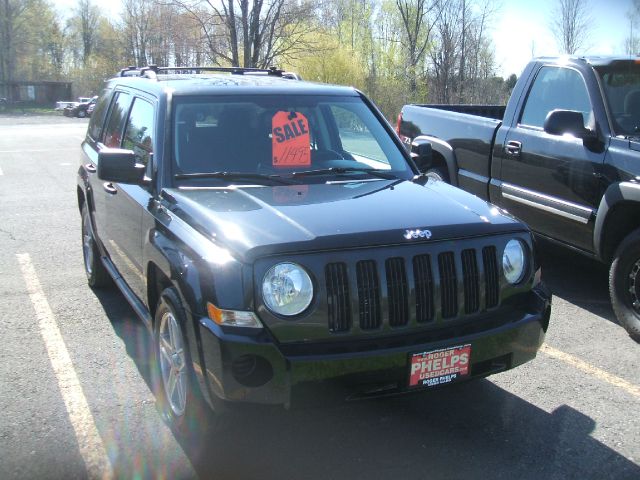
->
<box><xmin>158</xmin><ymin>311</ymin><xmax>187</xmax><ymax>417</ymax></box>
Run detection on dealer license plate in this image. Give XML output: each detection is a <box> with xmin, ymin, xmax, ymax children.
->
<box><xmin>408</xmin><ymin>344</ymin><xmax>472</xmax><ymax>388</ymax></box>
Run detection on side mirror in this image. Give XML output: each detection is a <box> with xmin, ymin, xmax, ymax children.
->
<box><xmin>410</xmin><ymin>138</ymin><xmax>433</xmax><ymax>172</ymax></box>
<box><xmin>97</xmin><ymin>147</ymin><xmax>146</xmax><ymax>185</ymax></box>
<box><xmin>544</xmin><ymin>109</ymin><xmax>593</xmax><ymax>139</ymax></box>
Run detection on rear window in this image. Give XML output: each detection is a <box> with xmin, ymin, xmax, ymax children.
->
<box><xmin>171</xmin><ymin>95</ymin><xmax>410</xmax><ymax>181</ymax></box>
<box><xmin>87</xmin><ymin>87</ymin><xmax>113</xmax><ymax>141</ymax></box>
<box><xmin>595</xmin><ymin>62</ymin><xmax>640</xmax><ymax>135</ymax></box>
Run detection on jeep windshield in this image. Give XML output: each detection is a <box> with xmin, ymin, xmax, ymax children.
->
<box><xmin>171</xmin><ymin>94</ymin><xmax>413</xmax><ymax>185</ymax></box>
<box><xmin>595</xmin><ymin>62</ymin><xmax>640</xmax><ymax>136</ymax></box>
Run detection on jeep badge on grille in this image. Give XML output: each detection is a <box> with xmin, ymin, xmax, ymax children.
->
<box><xmin>404</xmin><ymin>229</ymin><xmax>432</xmax><ymax>240</ymax></box>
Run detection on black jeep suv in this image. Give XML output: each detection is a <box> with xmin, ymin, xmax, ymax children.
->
<box><xmin>77</xmin><ymin>66</ymin><xmax>551</xmax><ymax>430</ymax></box>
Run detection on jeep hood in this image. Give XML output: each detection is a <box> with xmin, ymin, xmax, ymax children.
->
<box><xmin>162</xmin><ymin>179</ymin><xmax>525</xmax><ymax>262</ymax></box>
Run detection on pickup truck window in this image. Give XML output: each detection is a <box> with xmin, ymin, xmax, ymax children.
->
<box><xmin>330</xmin><ymin>105</ymin><xmax>388</xmax><ymax>165</ymax></box>
<box><xmin>103</xmin><ymin>92</ymin><xmax>132</xmax><ymax>148</ymax></box>
<box><xmin>172</xmin><ymin>95</ymin><xmax>410</xmax><ymax>182</ymax></box>
<box><xmin>122</xmin><ymin>98</ymin><xmax>154</xmax><ymax>167</ymax></box>
<box><xmin>595</xmin><ymin>63</ymin><xmax>640</xmax><ymax>136</ymax></box>
<box><xmin>520</xmin><ymin>67</ymin><xmax>592</xmax><ymax>129</ymax></box>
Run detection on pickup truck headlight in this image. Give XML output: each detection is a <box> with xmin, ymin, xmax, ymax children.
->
<box><xmin>503</xmin><ymin>239</ymin><xmax>527</xmax><ymax>285</ymax></box>
<box><xmin>262</xmin><ymin>262</ymin><xmax>313</xmax><ymax>316</ymax></box>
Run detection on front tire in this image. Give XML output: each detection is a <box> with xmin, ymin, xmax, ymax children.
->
<box><xmin>78</xmin><ymin>110</ymin><xmax>86</xmax><ymax>118</ymax></box>
<box><xmin>81</xmin><ymin>204</ymin><xmax>111</xmax><ymax>288</ymax></box>
<box><xmin>609</xmin><ymin>228</ymin><xmax>640</xmax><ymax>342</ymax></box>
<box><xmin>425</xmin><ymin>166</ymin><xmax>449</xmax><ymax>183</ymax></box>
<box><xmin>153</xmin><ymin>288</ymin><xmax>212</xmax><ymax>434</ymax></box>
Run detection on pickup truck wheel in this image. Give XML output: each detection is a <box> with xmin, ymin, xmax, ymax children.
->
<box><xmin>153</xmin><ymin>288</ymin><xmax>215</xmax><ymax>436</ymax></box>
<box><xmin>609</xmin><ymin>228</ymin><xmax>640</xmax><ymax>342</ymax></box>
<box><xmin>81</xmin><ymin>205</ymin><xmax>111</xmax><ymax>288</ymax></box>
<box><xmin>426</xmin><ymin>166</ymin><xmax>449</xmax><ymax>183</ymax></box>
<box><xmin>78</xmin><ymin>110</ymin><xmax>86</xmax><ymax>118</ymax></box>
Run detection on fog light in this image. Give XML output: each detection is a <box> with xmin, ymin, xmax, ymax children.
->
<box><xmin>231</xmin><ymin>355</ymin><xmax>273</xmax><ymax>387</ymax></box>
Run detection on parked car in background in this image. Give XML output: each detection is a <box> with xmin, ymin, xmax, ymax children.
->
<box><xmin>397</xmin><ymin>55</ymin><xmax>640</xmax><ymax>341</ymax></box>
<box><xmin>63</xmin><ymin>96</ymin><xmax>98</xmax><ymax>118</ymax></box>
<box><xmin>55</xmin><ymin>101</ymin><xmax>76</xmax><ymax>111</ymax></box>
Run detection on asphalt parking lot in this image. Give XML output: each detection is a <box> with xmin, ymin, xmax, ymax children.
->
<box><xmin>0</xmin><ymin>115</ymin><xmax>638</xmax><ymax>480</ymax></box>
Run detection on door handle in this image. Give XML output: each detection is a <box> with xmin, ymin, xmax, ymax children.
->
<box><xmin>103</xmin><ymin>182</ymin><xmax>117</xmax><ymax>195</ymax></box>
<box><xmin>85</xmin><ymin>163</ymin><xmax>96</xmax><ymax>173</ymax></box>
<box><xmin>504</xmin><ymin>141</ymin><xmax>522</xmax><ymax>157</ymax></box>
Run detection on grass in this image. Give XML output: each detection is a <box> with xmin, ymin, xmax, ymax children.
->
<box><xmin>0</xmin><ymin>105</ymin><xmax>59</xmax><ymax>116</ymax></box>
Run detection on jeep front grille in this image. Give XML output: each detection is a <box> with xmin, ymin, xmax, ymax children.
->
<box><xmin>326</xmin><ymin>262</ymin><xmax>351</xmax><ymax>333</ymax></box>
<box><xmin>413</xmin><ymin>254</ymin><xmax>434</xmax><ymax>323</ymax></box>
<box><xmin>386</xmin><ymin>257</ymin><xmax>409</xmax><ymax>327</ymax></box>
<box><xmin>438</xmin><ymin>252</ymin><xmax>458</xmax><ymax>318</ymax></box>
<box><xmin>325</xmin><ymin>246</ymin><xmax>501</xmax><ymax>334</ymax></box>
<box><xmin>483</xmin><ymin>246</ymin><xmax>500</xmax><ymax>309</ymax></box>
<box><xmin>356</xmin><ymin>260</ymin><xmax>381</xmax><ymax>330</ymax></box>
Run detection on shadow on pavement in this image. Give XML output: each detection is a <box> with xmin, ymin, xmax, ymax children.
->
<box><xmin>176</xmin><ymin>379</ymin><xmax>638</xmax><ymax>480</ymax></box>
<box><xmin>93</xmin><ymin>286</ymin><xmax>639</xmax><ymax>480</ymax></box>
<box><xmin>92</xmin><ymin>286</ymin><xmax>154</xmax><ymax>390</ymax></box>
<box><xmin>536</xmin><ymin>238</ymin><xmax>617</xmax><ymax>325</ymax></box>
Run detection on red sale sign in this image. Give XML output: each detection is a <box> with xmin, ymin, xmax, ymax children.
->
<box><xmin>271</xmin><ymin>111</ymin><xmax>311</xmax><ymax>168</ymax></box>
<box><xmin>409</xmin><ymin>344</ymin><xmax>471</xmax><ymax>388</ymax></box>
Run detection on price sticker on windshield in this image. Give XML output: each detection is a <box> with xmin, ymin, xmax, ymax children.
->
<box><xmin>272</xmin><ymin>111</ymin><xmax>311</xmax><ymax>168</ymax></box>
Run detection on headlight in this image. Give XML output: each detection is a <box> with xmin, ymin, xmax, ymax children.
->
<box><xmin>503</xmin><ymin>239</ymin><xmax>527</xmax><ymax>284</ymax></box>
<box><xmin>262</xmin><ymin>262</ymin><xmax>313</xmax><ymax>316</ymax></box>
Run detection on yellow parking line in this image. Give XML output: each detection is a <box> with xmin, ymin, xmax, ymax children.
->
<box><xmin>16</xmin><ymin>253</ymin><xmax>113</xmax><ymax>480</ymax></box>
<box><xmin>541</xmin><ymin>344</ymin><xmax>640</xmax><ymax>398</ymax></box>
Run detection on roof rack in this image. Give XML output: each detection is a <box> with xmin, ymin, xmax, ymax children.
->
<box><xmin>117</xmin><ymin>65</ymin><xmax>300</xmax><ymax>80</ymax></box>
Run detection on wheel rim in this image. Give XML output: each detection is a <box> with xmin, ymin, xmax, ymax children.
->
<box><xmin>628</xmin><ymin>258</ymin><xmax>640</xmax><ymax>314</ymax></box>
<box><xmin>159</xmin><ymin>311</ymin><xmax>187</xmax><ymax>417</ymax></box>
<box><xmin>82</xmin><ymin>213</ymin><xmax>94</xmax><ymax>276</ymax></box>
<box><xmin>426</xmin><ymin>170</ymin><xmax>444</xmax><ymax>182</ymax></box>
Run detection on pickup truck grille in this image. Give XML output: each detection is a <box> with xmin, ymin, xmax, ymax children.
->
<box><xmin>325</xmin><ymin>246</ymin><xmax>501</xmax><ymax>334</ymax></box>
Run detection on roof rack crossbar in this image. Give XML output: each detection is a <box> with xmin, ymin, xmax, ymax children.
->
<box><xmin>119</xmin><ymin>66</ymin><xmax>138</xmax><ymax>77</ymax></box>
<box><xmin>114</xmin><ymin>65</ymin><xmax>300</xmax><ymax>80</ymax></box>
<box><xmin>156</xmin><ymin>66</ymin><xmax>284</xmax><ymax>76</ymax></box>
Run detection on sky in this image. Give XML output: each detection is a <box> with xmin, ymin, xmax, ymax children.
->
<box><xmin>492</xmin><ymin>0</ymin><xmax>632</xmax><ymax>77</ymax></box>
<box><xmin>51</xmin><ymin>0</ymin><xmax>632</xmax><ymax>78</ymax></box>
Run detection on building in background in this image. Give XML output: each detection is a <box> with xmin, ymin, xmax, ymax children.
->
<box><xmin>0</xmin><ymin>81</ymin><xmax>72</xmax><ymax>107</ymax></box>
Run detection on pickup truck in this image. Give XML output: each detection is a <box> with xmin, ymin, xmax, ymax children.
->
<box><xmin>77</xmin><ymin>65</ymin><xmax>550</xmax><ymax>433</ymax></box>
<box><xmin>398</xmin><ymin>56</ymin><xmax>640</xmax><ymax>341</ymax></box>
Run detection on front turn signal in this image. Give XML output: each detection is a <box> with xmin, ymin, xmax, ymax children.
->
<box><xmin>207</xmin><ymin>302</ymin><xmax>263</xmax><ymax>329</ymax></box>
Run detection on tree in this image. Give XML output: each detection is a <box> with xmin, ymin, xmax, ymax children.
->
<box><xmin>395</xmin><ymin>0</ymin><xmax>440</xmax><ymax>95</ymax></box>
<box><xmin>169</xmin><ymin>0</ymin><xmax>316</xmax><ymax>68</ymax></box>
<box><xmin>123</xmin><ymin>0</ymin><xmax>153</xmax><ymax>66</ymax></box>
<box><xmin>625</xmin><ymin>0</ymin><xmax>640</xmax><ymax>55</ymax></box>
<box><xmin>0</xmin><ymin>0</ymin><xmax>33</xmax><ymax>82</ymax></box>
<box><xmin>66</xmin><ymin>0</ymin><xmax>100</xmax><ymax>67</ymax></box>
<box><xmin>0</xmin><ymin>0</ymin><xmax>66</xmax><ymax>83</ymax></box>
<box><xmin>549</xmin><ymin>0</ymin><xmax>593</xmax><ymax>54</ymax></box>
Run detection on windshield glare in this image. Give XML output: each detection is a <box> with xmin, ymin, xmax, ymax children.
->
<box><xmin>172</xmin><ymin>95</ymin><xmax>411</xmax><ymax>184</ymax></box>
<box><xmin>596</xmin><ymin>62</ymin><xmax>640</xmax><ymax>136</ymax></box>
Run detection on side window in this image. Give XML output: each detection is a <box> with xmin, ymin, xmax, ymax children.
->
<box><xmin>87</xmin><ymin>87</ymin><xmax>113</xmax><ymax>141</ymax></box>
<box><xmin>122</xmin><ymin>98</ymin><xmax>154</xmax><ymax>167</ymax></box>
<box><xmin>102</xmin><ymin>92</ymin><xmax>132</xmax><ymax>148</ymax></box>
<box><xmin>520</xmin><ymin>67</ymin><xmax>593</xmax><ymax>128</ymax></box>
<box><xmin>330</xmin><ymin>105</ymin><xmax>388</xmax><ymax>165</ymax></box>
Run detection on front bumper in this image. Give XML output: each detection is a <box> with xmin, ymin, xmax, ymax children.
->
<box><xmin>196</xmin><ymin>285</ymin><xmax>551</xmax><ymax>409</ymax></box>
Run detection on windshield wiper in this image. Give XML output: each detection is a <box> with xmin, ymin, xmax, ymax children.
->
<box><xmin>291</xmin><ymin>167</ymin><xmax>397</xmax><ymax>180</ymax></box>
<box><xmin>174</xmin><ymin>171</ymin><xmax>294</xmax><ymax>185</ymax></box>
